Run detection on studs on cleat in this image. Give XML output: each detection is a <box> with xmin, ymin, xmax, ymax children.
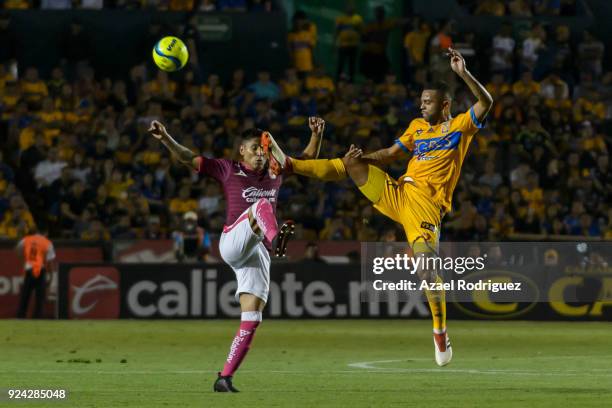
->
<box><xmin>275</xmin><ymin>220</ymin><xmax>296</xmax><ymax>258</ymax></box>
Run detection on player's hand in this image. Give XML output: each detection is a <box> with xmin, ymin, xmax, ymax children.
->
<box><xmin>344</xmin><ymin>144</ymin><xmax>363</xmax><ymax>159</ymax></box>
<box><xmin>148</xmin><ymin>120</ymin><xmax>169</xmax><ymax>141</ymax></box>
<box><xmin>309</xmin><ymin>117</ymin><xmax>325</xmax><ymax>136</ymax></box>
<box><xmin>448</xmin><ymin>47</ymin><xmax>467</xmax><ymax>75</ymax></box>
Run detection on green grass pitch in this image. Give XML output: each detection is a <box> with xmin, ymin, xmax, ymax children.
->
<box><xmin>1</xmin><ymin>320</ymin><xmax>611</xmax><ymax>407</ymax></box>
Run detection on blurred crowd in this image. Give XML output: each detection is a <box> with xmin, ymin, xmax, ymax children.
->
<box><xmin>461</xmin><ymin>0</ymin><xmax>579</xmax><ymax>17</ymax></box>
<box><xmin>1</xmin><ymin>0</ymin><xmax>273</xmax><ymax>11</ymax></box>
<box><xmin>0</xmin><ymin>4</ymin><xmax>611</xmax><ymax>243</ymax></box>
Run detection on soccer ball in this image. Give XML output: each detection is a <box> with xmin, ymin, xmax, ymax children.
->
<box><xmin>152</xmin><ymin>36</ymin><xmax>189</xmax><ymax>72</ymax></box>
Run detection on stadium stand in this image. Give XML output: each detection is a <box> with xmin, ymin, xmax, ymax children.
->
<box><xmin>0</xmin><ymin>2</ymin><xmax>610</xmax><ymax>245</ymax></box>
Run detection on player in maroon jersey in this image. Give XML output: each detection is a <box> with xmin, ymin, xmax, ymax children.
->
<box><xmin>148</xmin><ymin>117</ymin><xmax>325</xmax><ymax>392</ymax></box>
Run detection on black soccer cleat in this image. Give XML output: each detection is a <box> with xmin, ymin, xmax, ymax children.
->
<box><xmin>274</xmin><ymin>220</ymin><xmax>295</xmax><ymax>258</ymax></box>
<box><xmin>214</xmin><ymin>372</ymin><xmax>239</xmax><ymax>392</ymax></box>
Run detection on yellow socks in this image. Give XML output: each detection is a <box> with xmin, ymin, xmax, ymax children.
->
<box><xmin>425</xmin><ymin>275</ymin><xmax>447</xmax><ymax>333</ymax></box>
<box><xmin>290</xmin><ymin>158</ymin><xmax>347</xmax><ymax>181</ymax></box>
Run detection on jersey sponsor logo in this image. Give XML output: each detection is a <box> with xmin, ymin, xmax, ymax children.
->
<box><xmin>414</xmin><ymin>131</ymin><xmax>462</xmax><ymax>155</ymax></box>
<box><xmin>242</xmin><ymin>186</ymin><xmax>277</xmax><ymax>203</ymax></box>
<box><xmin>68</xmin><ymin>267</ymin><xmax>120</xmax><ymax>318</ymax></box>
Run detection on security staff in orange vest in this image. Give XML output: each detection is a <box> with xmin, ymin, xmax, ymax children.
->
<box><xmin>16</xmin><ymin>225</ymin><xmax>56</xmax><ymax>318</ymax></box>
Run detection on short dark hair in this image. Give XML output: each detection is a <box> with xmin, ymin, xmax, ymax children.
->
<box><xmin>240</xmin><ymin>128</ymin><xmax>264</xmax><ymax>144</ymax></box>
<box><xmin>424</xmin><ymin>81</ymin><xmax>452</xmax><ymax>100</ymax></box>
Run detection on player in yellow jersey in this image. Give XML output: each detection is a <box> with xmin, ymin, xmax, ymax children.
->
<box><xmin>263</xmin><ymin>48</ymin><xmax>493</xmax><ymax>366</ymax></box>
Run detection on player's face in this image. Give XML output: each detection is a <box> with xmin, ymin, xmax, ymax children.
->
<box><xmin>420</xmin><ymin>90</ymin><xmax>449</xmax><ymax>124</ymax></box>
<box><xmin>240</xmin><ymin>138</ymin><xmax>267</xmax><ymax>171</ymax></box>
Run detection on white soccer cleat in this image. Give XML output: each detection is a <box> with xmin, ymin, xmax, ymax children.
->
<box><xmin>433</xmin><ymin>332</ymin><xmax>453</xmax><ymax>366</ymax></box>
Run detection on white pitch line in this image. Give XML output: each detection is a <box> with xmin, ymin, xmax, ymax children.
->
<box><xmin>348</xmin><ymin>354</ymin><xmax>610</xmax><ymax>369</ymax></box>
<box><xmin>6</xmin><ymin>367</ymin><xmax>612</xmax><ymax>378</ymax></box>
<box><xmin>348</xmin><ymin>359</ymin><xmax>431</xmax><ymax>369</ymax></box>
<box><xmin>347</xmin><ymin>359</ymin><xmax>612</xmax><ymax>377</ymax></box>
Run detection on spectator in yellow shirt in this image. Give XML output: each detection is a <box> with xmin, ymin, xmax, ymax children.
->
<box><xmin>288</xmin><ymin>11</ymin><xmax>317</xmax><ymax>76</ymax></box>
<box><xmin>512</xmin><ymin>70</ymin><xmax>540</xmax><ymax>100</ymax></box>
<box><xmin>141</xmin><ymin>137</ymin><xmax>163</xmax><ymax>167</ymax></box>
<box><xmin>169</xmin><ymin>0</ymin><xmax>194</xmax><ymax>11</ymax></box>
<box><xmin>376</xmin><ymin>72</ymin><xmax>403</xmax><ymax>101</ymax></box>
<box><xmin>335</xmin><ymin>5</ymin><xmax>363</xmax><ymax>82</ymax></box>
<box><xmin>573</xmin><ymin>90</ymin><xmax>606</xmax><ymax>123</ymax></box>
<box><xmin>54</xmin><ymin>83</ymin><xmax>76</xmax><ymax>112</ymax></box>
<box><xmin>520</xmin><ymin>172</ymin><xmax>544</xmax><ymax>217</ymax></box>
<box><xmin>579</xmin><ymin>121</ymin><xmax>608</xmax><ymax>154</ymax></box>
<box><xmin>47</xmin><ymin>67</ymin><xmax>66</xmax><ymax>98</ymax></box>
<box><xmin>39</xmin><ymin>97</ymin><xmax>64</xmax><ymax>144</ymax></box>
<box><xmin>19</xmin><ymin>118</ymin><xmax>46</xmax><ymax>151</ymax></box>
<box><xmin>319</xmin><ymin>217</ymin><xmax>352</xmax><ymax>240</ymax></box>
<box><xmin>353</xmin><ymin>101</ymin><xmax>380</xmax><ymax>139</ymax></box>
<box><xmin>1</xmin><ymin>80</ymin><xmax>20</xmax><ymax>120</ymax></box>
<box><xmin>114</xmin><ymin>135</ymin><xmax>134</xmax><ymax>168</ymax></box>
<box><xmin>544</xmin><ymin>84</ymin><xmax>572</xmax><ymax>114</ymax></box>
<box><xmin>404</xmin><ymin>19</ymin><xmax>431</xmax><ymax>81</ymax></box>
<box><xmin>305</xmin><ymin>66</ymin><xmax>335</xmax><ymax>99</ymax></box>
<box><xmin>325</xmin><ymin>100</ymin><xmax>354</xmax><ymax>135</ymax></box>
<box><xmin>170</xmin><ymin>185</ymin><xmax>198</xmax><ymax>215</ymax></box>
<box><xmin>486</xmin><ymin>73</ymin><xmax>511</xmax><ymax>100</ymax></box>
<box><xmin>199</xmin><ymin>74</ymin><xmax>220</xmax><ymax>98</ymax></box>
<box><xmin>0</xmin><ymin>196</ymin><xmax>36</xmax><ymax>239</ymax></box>
<box><xmin>147</xmin><ymin>70</ymin><xmax>178</xmax><ymax>98</ymax></box>
<box><xmin>474</xmin><ymin>0</ymin><xmax>506</xmax><ymax>16</ymax></box>
<box><xmin>280</xmin><ymin>68</ymin><xmax>302</xmax><ymax>99</ymax></box>
<box><xmin>105</xmin><ymin>169</ymin><xmax>133</xmax><ymax>201</ymax></box>
<box><xmin>21</xmin><ymin>67</ymin><xmax>48</xmax><ymax>108</ymax></box>
<box><xmin>3</xmin><ymin>0</ymin><xmax>31</xmax><ymax>9</ymax></box>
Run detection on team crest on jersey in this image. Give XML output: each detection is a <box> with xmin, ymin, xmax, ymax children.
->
<box><xmin>441</xmin><ymin>122</ymin><xmax>450</xmax><ymax>134</ymax></box>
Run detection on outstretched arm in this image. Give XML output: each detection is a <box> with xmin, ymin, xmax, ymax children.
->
<box><xmin>448</xmin><ymin>47</ymin><xmax>493</xmax><ymax>123</ymax></box>
<box><xmin>148</xmin><ymin>120</ymin><xmax>199</xmax><ymax>170</ymax></box>
<box><xmin>301</xmin><ymin>117</ymin><xmax>325</xmax><ymax>159</ymax></box>
<box><xmin>360</xmin><ymin>142</ymin><xmax>407</xmax><ymax>166</ymax></box>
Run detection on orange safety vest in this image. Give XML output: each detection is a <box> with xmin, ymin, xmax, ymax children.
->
<box><xmin>22</xmin><ymin>235</ymin><xmax>53</xmax><ymax>278</ymax></box>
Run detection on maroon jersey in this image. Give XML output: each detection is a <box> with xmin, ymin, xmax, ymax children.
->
<box><xmin>197</xmin><ymin>157</ymin><xmax>282</xmax><ymax>226</ymax></box>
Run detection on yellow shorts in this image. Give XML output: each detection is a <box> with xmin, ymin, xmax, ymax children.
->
<box><xmin>358</xmin><ymin>165</ymin><xmax>441</xmax><ymax>253</ymax></box>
